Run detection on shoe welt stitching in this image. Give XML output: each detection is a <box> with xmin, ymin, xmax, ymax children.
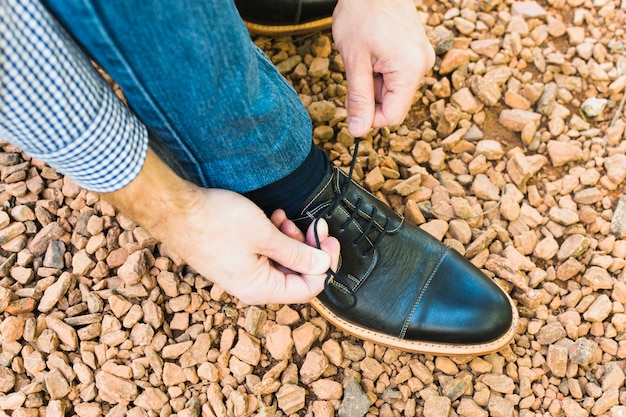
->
<box><xmin>398</xmin><ymin>246</ymin><xmax>447</xmax><ymax>339</ymax></box>
<box><xmin>310</xmin><ymin>293</ymin><xmax>519</xmax><ymax>355</ymax></box>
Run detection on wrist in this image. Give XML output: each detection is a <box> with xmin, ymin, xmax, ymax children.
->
<box><xmin>100</xmin><ymin>148</ymin><xmax>198</xmax><ymax>239</ymax></box>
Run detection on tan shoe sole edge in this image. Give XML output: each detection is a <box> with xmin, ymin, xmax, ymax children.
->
<box><xmin>309</xmin><ymin>291</ymin><xmax>519</xmax><ymax>356</ymax></box>
<box><xmin>243</xmin><ymin>17</ymin><xmax>333</xmax><ymax>36</ymax></box>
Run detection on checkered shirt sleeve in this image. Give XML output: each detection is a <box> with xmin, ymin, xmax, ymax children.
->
<box><xmin>0</xmin><ymin>0</ymin><xmax>148</xmax><ymax>193</ymax></box>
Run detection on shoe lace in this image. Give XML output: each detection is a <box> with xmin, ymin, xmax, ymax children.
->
<box><xmin>312</xmin><ymin>138</ymin><xmax>391</xmax><ymax>309</ymax></box>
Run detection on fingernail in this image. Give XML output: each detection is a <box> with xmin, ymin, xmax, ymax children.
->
<box><xmin>348</xmin><ymin>117</ymin><xmax>364</xmax><ymax>135</ymax></box>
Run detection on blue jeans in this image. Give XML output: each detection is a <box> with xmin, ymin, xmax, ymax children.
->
<box><xmin>41</xmin><ymin>0</ymin><xmax>312</xmax><ymax>192</ymax></box>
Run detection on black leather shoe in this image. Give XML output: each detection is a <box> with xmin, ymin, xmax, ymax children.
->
<box><xmin>293</xmin><ymin>141</ymin><xmax>519</xmax><ymax>355</ymax></box>
<box><xmin>234</xmin><ymin>0</ymin><xmax>337</xmax><ymax>35</ymax></box>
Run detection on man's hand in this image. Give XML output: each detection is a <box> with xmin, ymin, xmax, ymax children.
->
<box><xmin>102</xmin><ymin>149</ymin><xmax>340</xmax><ymax>305</ymax></box>
<box><xmin>332</xmin><ymin>0</ymin><xmax>435</xmax><ymax>137</ymax></box>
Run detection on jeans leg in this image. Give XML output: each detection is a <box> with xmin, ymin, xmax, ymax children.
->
<box><xmin>40</xmin><ymin>0</ymin><xmax>312</xmax><ymax>192</ymax></box>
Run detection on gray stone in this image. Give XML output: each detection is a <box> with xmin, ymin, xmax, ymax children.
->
<box><xmin>612</xmin><ymin>197</ymin><xmax>626</xmax><ymax>238</ymax></box>
<box><xmin>339</xmin><ymin>377</ymin><xmax>372</xmax><ymax>417</ymax></box>
<box><xmin>581</xmin><ymin>98</ymin><xmax>608</xmax><ymax>117</ymax></box>
<box><xmin>536</xmin><ymin>82</ymin><xmax>557</xmax><ymax>115</ymax></box>
<box><xmin>43</xmin><ymin>240</ymin><xmax>65</xmax><ymax>269</ymax></box>
<box><xmin>430</xmin><ymin>26</ymin><xmax>455</xmax><ymax>55</ymax></box>
<box><xmin>470</xmin><ymin>76</ymin><xmax>501</xmax><ymax>106</ymax></box>
<box><xmin>569</xmin><ymin>338</ymin><xmax>599</xmax><ymax>366</ymax></box>
<box><xmin>28</xmin><ymin>222</ymin><xmax>65</xmax><ymax>256</ymax></box>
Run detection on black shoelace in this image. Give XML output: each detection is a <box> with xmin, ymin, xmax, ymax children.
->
<box><xmin>312</xmin><ymin>138</ymin><xmax>391</xmax><ymax>309</ymax></box>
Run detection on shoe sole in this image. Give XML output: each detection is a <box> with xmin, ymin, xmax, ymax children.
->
<box><xmin>243</xmin><ymin>17</ymin><xmax>333</xmax><ymax>36</ymax></box>
<box><xmin>309</xmin><ymin>289</ymin><xmax>519</xmax><ymax>356</ymax></box>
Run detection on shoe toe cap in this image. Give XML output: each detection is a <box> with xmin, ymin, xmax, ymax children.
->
<box><xmin>404</xmin><ymin>249</ymin><xmax>514</xmax><ymax>345</ymax></box>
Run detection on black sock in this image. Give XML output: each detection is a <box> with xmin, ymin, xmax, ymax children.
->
<box><xmin>244</xmin><ymin>144</ymin><xmax>330</xmax><ymax>218</ymax></box>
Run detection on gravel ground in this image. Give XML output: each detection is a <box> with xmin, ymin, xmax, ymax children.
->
<box><xmin>0</xmin><ymin>0</ymin><xmax>626</xmax><ymax>416</ymax></box>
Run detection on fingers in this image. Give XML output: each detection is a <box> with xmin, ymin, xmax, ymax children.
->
<box><xmin>260</xmin><ymin>212</ymin><xmax>341</xmax><ymax>304</ymax></box>
<box><xmin>343</xmin><ymin>52</ymin><xmax>376</xmax><ymax>137</ymax></box>
<box><xmin>270</xmin><ymin>209</ymin><xmax>286</xmax><ymax>227</ymax></box>
<box><xmin>263</xmin><ymin>268</ymin><xmax>327</xmax><ymax>304</ymax></box>
<box><xmin>271</xmin><ymin>209</ymin><xmax>305</xmax><ymax>243</ymax></box>
<box><xmin>271</xmin><ymin>213</ymin><xmax>339</xmax><ymax>269</ymax></box>
<box><xmin>372</xmin><ymin>75</ymin><xmax>414</xmax><ymax>129</ymax></box>
<box><xmin>305</xmin><ymin>217</ymin><xmax>341</xmax><ymax>277</ymax></box>
<box><xmin>333</xmin><ymin>0</ymin><xmax>435</xmax><ymax>137</ymax></box>
<box><xmin>305</xmin><ymin>216</ymin><xmax>329</xmax><ymax>246</ymax></box>
<box><xmin>264</xmin><ymin>219</ymin><xmax>341</xmax><ymax>305</ymax></box>
<box><xmin>261</xmin><ymin>221</ymin><xmax>332</xmax><ymax>276</ymax></box>
<box><xmin>345</xmin><ymin>55</ymin><xmax>426</xmax><ymax>135</ymax></box>
<box><xmin>317</xmin><ymin>229</ymin><xmax>340</xmax><ymax>273</ymax></box>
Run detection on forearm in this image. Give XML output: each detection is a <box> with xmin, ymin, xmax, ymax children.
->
<box><xmin>100</xmin><ymin>148</ymin><xmax>197</xmax><ymax>238</ymax></box>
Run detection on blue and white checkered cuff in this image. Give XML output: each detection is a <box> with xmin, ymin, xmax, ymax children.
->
<box><xmin>27</xmin><ymin>87</ymin><xmax>149</xmax><ymax>193</ymax></box>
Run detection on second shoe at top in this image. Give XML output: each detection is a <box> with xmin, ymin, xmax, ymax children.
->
<box><xmin>234</xmin><ymin>0</ymin><xmax>337</xmax><ymax>35</ymax></box>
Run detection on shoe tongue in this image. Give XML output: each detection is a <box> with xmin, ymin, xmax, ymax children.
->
<box><xmin>291</xmin><ymin>166</ymin><xmax>335</xmax><ymax>227</ymax></box>
<box><xmin>332</xmin><ymin>168</ymin><xmax>403</xmax><ymax>232</ymax></box>
<box><xmin>293</xmin><ymin>166</ymin><xmax>402</xmax><ymax>233</ymax></box>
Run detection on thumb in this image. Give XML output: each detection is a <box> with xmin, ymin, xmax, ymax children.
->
<box><xmin>261</xmin><ymin>225</ymin><xmax>332</xmax><ymax>275</ymax></box>
<box><xmin>306</xmin><ymin>218</ymin><xmax>341</xmax><ymax>273</ymax></box>
<box><xmin>344</xmin><ymin>52</ymin><xmax>376</xmax><ymax>137</ymax></box>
